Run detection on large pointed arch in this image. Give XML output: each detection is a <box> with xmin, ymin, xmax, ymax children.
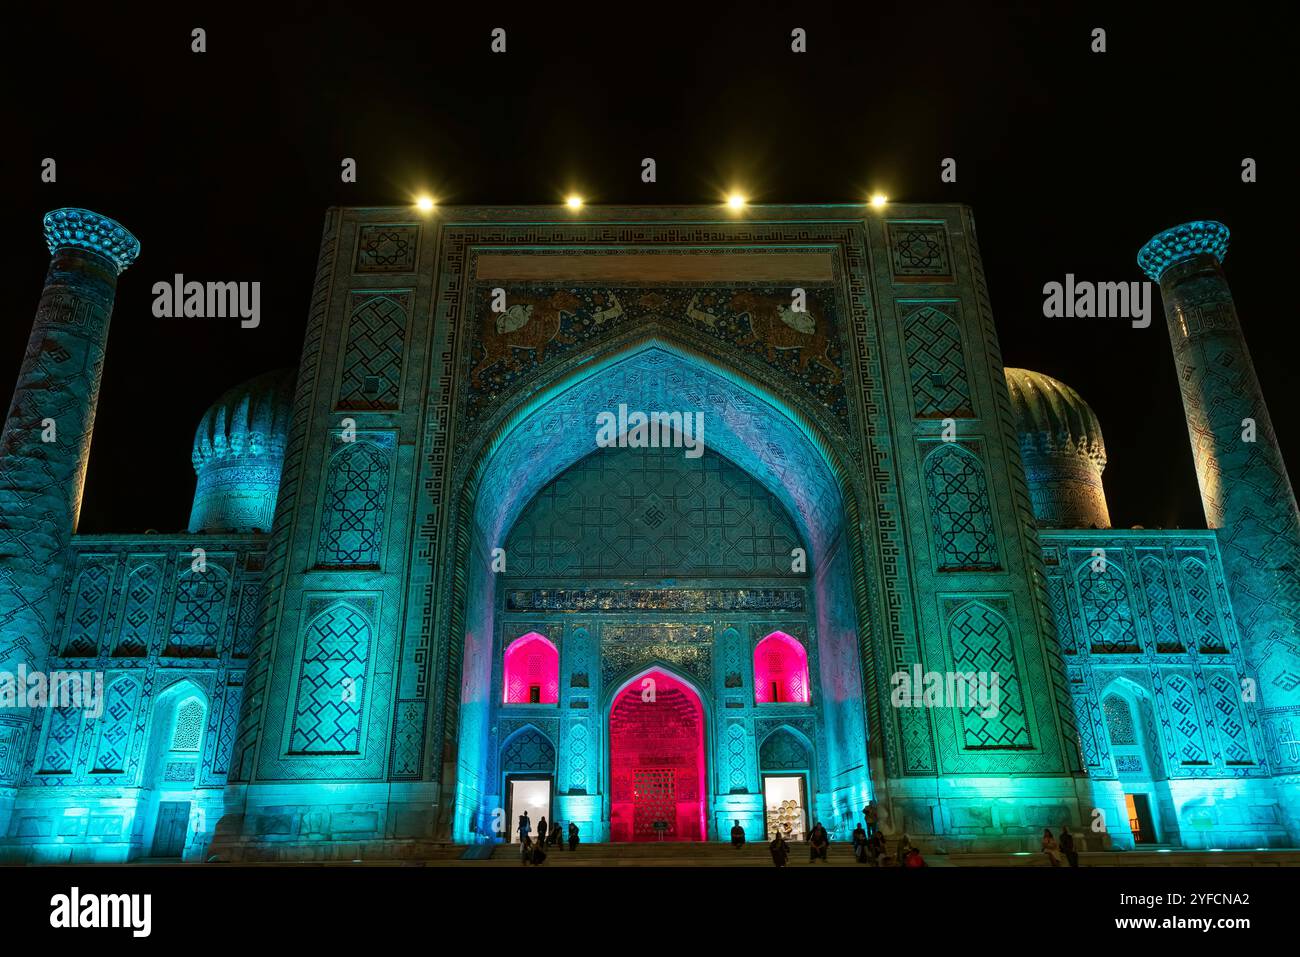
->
<box><xmin>444</xmin><ymin>332</ymin><xmax>878</xmax><ymax>841</ymax></box>
<box><xmin>604</xmin><ymin>665</ymin><xmax>709</xmax><ymax>843</ymax></box>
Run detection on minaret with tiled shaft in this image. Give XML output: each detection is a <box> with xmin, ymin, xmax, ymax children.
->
<box><xmin>0</xmin><ymin>208</ymin><xmax>139</xmax><ymax>794</ymax></box>
<box><xmin>1139</xmin><ymin>221</ymin><xmax>1300</xmax><ymax>834</ymax></box>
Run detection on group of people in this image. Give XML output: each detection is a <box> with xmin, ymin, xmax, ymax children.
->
<box><xmin>728</xmin><ymin>800</ymin><xmax>926</xmax><ymax>867</ymax></box>
<box><xmin>518</xmin><ymin>801</ymin><xmax>1079</xmax><ymax>867</ymax></box>
<box><xmin>1041</xmin><ymin>826</ymin><xmax>1079</xmax><ymax>867</ymax></box>
<box><xmin>516</xmin><ymin>812</ymin><xmax>579</xmax><ymax>865</ymax></box>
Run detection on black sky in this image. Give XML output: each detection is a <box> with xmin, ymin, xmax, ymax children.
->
<box><xmin>6</xmin><ymin>1</ymin><xmax>1294</xmax><ymax>534</ymax></box>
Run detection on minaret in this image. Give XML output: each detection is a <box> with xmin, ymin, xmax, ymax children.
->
<box><xmin>0</xmin><ymin>208</ymin><xmax>139</xmax><ymax>788</ymax></box>
<box><xmin>1139</xmin><ymin>221</ymin><xmax>1300</xmax><ymax>815</ymax></box>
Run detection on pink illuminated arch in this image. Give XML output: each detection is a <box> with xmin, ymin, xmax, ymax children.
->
<box><xmin>609</xmin><ymin>669</ymin><xmax>707</xmax><ymax>842</ymax></box>
<box><xmin>753</xmin><ymin>632</ymin><xmax>810</xmax><ymax>704</ymax></box>
<box><xmin>503</xmin><ymin>632</ymin><xmax>559</xmax><ymax>704</ymax></box>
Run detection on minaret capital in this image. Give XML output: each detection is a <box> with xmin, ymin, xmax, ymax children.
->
<box><xmin>1137</xmin><ymin>220</ymin><xmax>1230</xmax><ymax>282</ymax></box>
<box><xmin>43</xmin><ymin>207</ymin><xmax>140</xmax><ymax>274</ymax></box>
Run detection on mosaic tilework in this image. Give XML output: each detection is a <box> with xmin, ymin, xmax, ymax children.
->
<box><xmin>62</xmin><ymin>561</ymin><xmax>113</xmax><ymax>657</ymax></box>
<box><xmin>1043</xmin><ymin>532</ymin><xmax>1267</xmax><ymax>782</ymax></box>
<box><xmin>354</xmin><ymin>224</ymin><xmax>419</xmax><ymax>273</ymax></box>
<box><xmin>316</xmin><ymin>435</ymin><xmax>394</xmax><ymax>567</ymax></box>
<box><xmin>91</xmin><ymin>678</ymin><xmax>140</xmax><ymax>773</ymax></box>
<box><xmin>289</xmin><ymin>601</ymin><xmax>374</xmax><ymax>755</ymax></box>
<box><xmin>166</xmin><ymin>560</ymin><xmax>232</xmax><ymax>658</ymax></box>
<box><xmin>505</xmin><ymin>444</ymin><xmax>804</xmax><ymax>579</ymax></box>
<box><xmin>501</xmin><ymin>727</ymin><xmax>555</xmax><ymax>772</ymax></box>
<box><xmin>946</xmin><ymin>601</ymin><xmax>1031</xmax><ymax>749</ymax></box>
<box><xmin>338</xmin><ymin>292</ymin><xmax>410</xmax><ymax>410</ymax></box>
<box><xmin>464</xmin><ymin>284</ymin><xmax>847</xmax><ymax>426</ymax></box>
<box><xmin>115</xmin><ymin>563</ymin><xmax>162</xmax><ymax>657</ymax></box>
<box><xmin>759</xmin><ymin>727</ymin><xmax>810</xmax><ymax>770</ymax></box>
<box><xmin>886</xmin><ymin>220</ymin><xmax>953</xmax><ymax>281</ymax></box>
<box><xmin>900</xmin><ymin>301</ymin><xmax>973</xmax><ymax>418</ymax></box>
<box><xmin>924</xmin><ymin>444</ymin><xmax>1000</xmax><ymax>570</ymax></box>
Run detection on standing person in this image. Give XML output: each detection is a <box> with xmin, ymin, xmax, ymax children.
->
<box><xmin>1041</xmin><ymin>828</ymin><xmax>1062</xmax><ymax>867</ymax></box>
<box><xmin>864</xmin><ymin>800</ymin><xmax>879</xmax><ymax>838</ymax></box>
<box><xmin>731</xmin><ymin>820</ymin><xmax>746</xmax><ymax>848</ymax></box>
<box><xmin>518</xmin><ymin>811</ymin><xmax>531</xmax><ymax>845</ymax></box>
<box><xmin>808</xmin><ymin>821</ymin><xmax>830</xmax><ymax>863</ymax></box>
<box><xmin>1059</xmin><ymin>826</ymin><xmax>1078</xmax><ymax>868</ymax></box>
<box><xmin>769</xmin><ymin>831</ymin><xmax>789</xmax><ymax>867</ymax></box>
<box><xmin>568</xmin><ymin>822</ymin><xmax>580</xmax><ymax>852</ymax></box>
<box><xmin>537</xmin><ymin>814</ymin><xmax>548</xmax><ymax>849</ymax></box>
<box><xmin>851</xmin><ymin>822</ymin><xmax>868</xmax><ymax>863</ymax></box>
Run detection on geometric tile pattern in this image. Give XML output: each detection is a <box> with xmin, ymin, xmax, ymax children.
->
<box><xmin>171</xmin><ymin>699</ymin><xmax>205</xmax><ymax>751</ymax></box>
<box><xmin>338</xmin><ymin>292</ymin><xmax>410</xmax><ymax>411</ymax></box>
<box><xmin>506</xmin><ymin>444</ymin><xmax>804</xmax><ymax>579</ymax></box>
<box><xmin>947</xmin><ymin>601</ymin><xmax>1031</xmax><ymax>749</ymax></box>
<box><xmin>501</xmin><ymin>727</ymin><xmax>555</xmax><ymax>772</ymax></box>
<box><xmin>1179</xmin><ymin>557</ymin><xmax>1227</xmax><ymax>653</ymax></box>
<box><xmin>38</xmin><ymin>706</ymin><xmax>82</xmax><ymax>774</ymax></box>
<box><xmin>567</xmin><ymin>721</ymin><xmax>588</xmax><ymax>791</ymax></box>
<box><xmin>900</xmin><ymin>302</ymin><xmax>973</xmax><ymax>418</ymax></box>
<box><xmin>1138</xmin><ymin>556</ymin><xmax>1183</xmax><ymax>653</ymax></box>
<box><xmin>924</xmin><ymin>444</ymin><xmax>999</xmax><ymax>570</ymax></box>
<box><xmin>726</xmin><ymin>722</ymin><xmax>748</xmax><ymax>788</ymax></box>
<box><xmin>62</xmin><ymin>562</ymin><xmax>112</xmax><ymax>657</ymax></box>
<box><xmin>1076</xmin><ymin>563</ymin><xmax>1139</xmax><ymax>654</ymax></box>
<box><xmin>316</xmin><ymin>439</ymin><xmax>391</xmax><ymax>567</ymax></box>
<box><xmin>1102</xmin><ymin>693</ymin><xmax>1136</xmax><ymax>745</ymax></box>
<box><xmin>354</xmin><ymin>224</ymin><xmax>419</xmax><ymax>273</ymax></box>
<box><xmin>289</xmin><ymin>602</ymin><xmax>372</xmax><ymax>754</ymax></box>
<box><xmin>115</xmin><ymin>562</ymin><xmax>161</xmax><ymax>657</ymax></box>
<box><xmin>91</xmin><ymin>678</ymin><xmax>140</xmax><ymax>773</ymax></box>
<box><xmin>886</xmin><ymin>220</ymin><xmax>953</xmax><ymax>281</ymax></box>
<box><xmin>758</xmin><ymin>727</ymin><xmax>810</xmax><ymax>770</ymax></box>
<box><xmin>1208</xmin><ymin>672</ymin><xmax>1252</xmax><ymax>764</ymax></box>
<box><xmin>1043</xmin><ymin>531</ymin><xmax>1267</xmax><ymax>783</ymax></box>
<box><xmin>1163</xmin><ymin>673</ymin><xmax>1209</xmax><ymax>764</ymax></box>
<box><xmin>166</xmin><ymin>563</ymin><xmax>231</xmax><ymax>657</ymax></box>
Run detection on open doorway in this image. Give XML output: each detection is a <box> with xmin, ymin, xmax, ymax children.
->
<box><xmin>506</xmin><ymin>776</ymin><xmax>552</xmax><ymax>843</ymax></box>
<box><xmin>762</xmin><ymin>774</ymin><xmax>808</xmax><ymax>841</ymax></box>
<box><xmin>1125</xmin><ymin>793</ymin><xmax>1157</xmax><ymax>844</ymax></box>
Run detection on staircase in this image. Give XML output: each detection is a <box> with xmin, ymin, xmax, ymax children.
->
<box><xmin>481</xmin><ymin>840</ymin><xmax>869</xmax><ymax>866</ymax></box>
<box><xmin>450</xmin><ymin>841</ymin><xmax>1300</xmax><ymax>867</ymax></box>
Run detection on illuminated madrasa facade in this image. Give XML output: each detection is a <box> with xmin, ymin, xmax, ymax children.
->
<box><xmin>1</xmin><ymin>206</ymin><xmax>1298</xmax><ymax>863</ymax></box>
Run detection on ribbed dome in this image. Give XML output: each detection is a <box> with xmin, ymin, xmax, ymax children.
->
<box><xmin>192</xmin><ymin>369</ymin><xmax>295</xmax><ymax>471</ymax></box>
<box><xmin>188</xmin><ymin>369</ymin><xmax>295</xmax><ymax>534</ymax></box>
<box><xmin>1004</xmin><ymin>367</ymin><xmax>1106</xmax><ymax>467</ymax></box>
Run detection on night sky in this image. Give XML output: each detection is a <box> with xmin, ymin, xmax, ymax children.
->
<box><xmin>7</xmin><ymin>2</ymin><xmax>1292</xmax><ymax>535</ymax></box>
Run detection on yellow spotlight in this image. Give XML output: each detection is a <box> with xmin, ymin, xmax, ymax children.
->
<box><xmin>415</xmin><ymin>195</ymin><xmax>435</xmax><ymax>212</ymax></box>
<box><xmin>565</xmin><ymin>195</ymin><xmax>584</xmax><ymax>210</ymax></box>
<box><xmin>869</xmin><ymin>193</ymin><xmax>888</xmax><ymax>208</ymax></box>
<box><xmin>727</xmin><ymin>193</ymin><xmax>747</xmax><ymax>210</ymax></box>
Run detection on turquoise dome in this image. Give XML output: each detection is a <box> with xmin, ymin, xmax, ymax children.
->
<box><xmin>188</xmin><ymin>369</ymin><xmax>295</xmax><ymax>533</ymax></box>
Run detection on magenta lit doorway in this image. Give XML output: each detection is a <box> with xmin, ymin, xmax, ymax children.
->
<box><xmin>609</xmin><ymin>670</ymin><xmax>707</xmax><ymax>842</ymax></box>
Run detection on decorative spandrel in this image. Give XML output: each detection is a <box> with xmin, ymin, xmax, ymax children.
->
<box><xmin>464</xmin><ymin>284</ymin><xmax>848</xmax><ymax>425</ymax></box>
